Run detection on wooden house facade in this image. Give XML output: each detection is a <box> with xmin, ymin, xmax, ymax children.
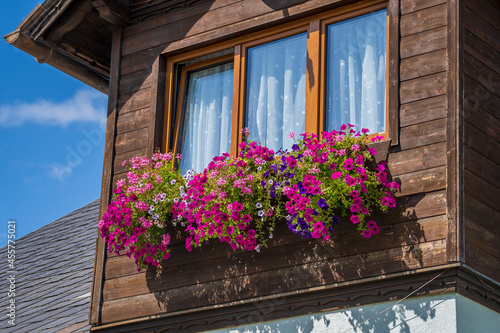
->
<box><xmin>5</xmin><ymin>0</ymin><xmax>500</xmax><ymax>331</ymax></box>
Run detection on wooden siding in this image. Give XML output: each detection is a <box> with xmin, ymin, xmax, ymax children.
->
<box><xmin>93</xmin><ymin>0</ymin><xmax>458</xmax><ymax>326</ymax></box>
<box><xmin>462</xmin><ymin>0</ymin><xmax>500</xmax><ymax>282</ymax></box>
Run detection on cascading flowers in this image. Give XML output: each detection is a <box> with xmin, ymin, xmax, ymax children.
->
<box><xmin>98</xmin><ymin>125</ymin><xmax>398</xmax><ymax>270</ymax></box>
<box><xmin>98</xmin><ymin>152</ymin><xmax>184</xmax><ymax>270</ymax></box>
<box><xmin>265</xmin><ymin>124</ymin><xmax>398</xmax><ymax>241</ymax></box>
<box><xmin>176</xmin><ymin>128</ymin><xmax>284</xmax><ymax>253</ymax></box>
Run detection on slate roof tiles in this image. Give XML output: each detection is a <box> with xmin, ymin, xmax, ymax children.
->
<box><xmin>0</xmin><ymin>199</ymin><xmax>99</xmax><ymax>332</ymax></box>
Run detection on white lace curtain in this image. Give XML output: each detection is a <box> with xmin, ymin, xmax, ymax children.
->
<box><xmin>326</xmin><ymin>9</ymin><xmax>387</xmax><ymax>134</ymax></box>
<box><xmin>179</xmin><ymin>63</ymin><xmax>234</xmax><ymax>173</ymax></box>
<box><xmin>246</xmin><ymin>33</ymin><xmax>307</xmax><ymax>152</ymax></box>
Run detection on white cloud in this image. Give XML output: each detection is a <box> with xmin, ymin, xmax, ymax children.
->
<box><xmin>0</xmin><ymin>89</ymin><xmax>107</xmax><ymax>127</ymax></box>
<box><xmin>47</xmin><ymin>162</ymin><xmax>73</xmax><ymax>181</ymax></box>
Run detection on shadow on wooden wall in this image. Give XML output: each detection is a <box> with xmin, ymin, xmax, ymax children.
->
<box><xmin>144</xmin><ymin>190</ymin><xmax>428</xmax><ymax>316</ymax></box>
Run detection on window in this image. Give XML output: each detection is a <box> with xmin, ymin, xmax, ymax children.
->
<box><xmin>164</xmin><ymin>1</ymin><xmax>393</xmax><ymax>172</ymax></box>
<box><xmin>326</xmin><ymin>10</ymin><xmax>387</xmax><ymax>134</ymax></box>
<box><xmin>176</xmin><ymin>58</ymin><xmax>234</xmax><ymax>172</ymax></box>
<box><xmin>246</xmin><ymin>32</ymin><xmax>307</xmax><ymax>153</ymax></box>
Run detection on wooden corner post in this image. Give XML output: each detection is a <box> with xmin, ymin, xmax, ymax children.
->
<box><xmin>90</xmin><ymin>0</ymin><xmax>129</xmax><ymax>324</ymax></box>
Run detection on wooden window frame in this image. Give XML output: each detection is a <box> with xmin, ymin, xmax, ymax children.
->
<box><xmin>171</xmin><ymin>54</ymin><xmax>234</xmax><ymax>159</ymax></box>
<box><xmin>163</xmin><ymin>0</ymin><xmax>398</xmax><ymax>164</ymax></box>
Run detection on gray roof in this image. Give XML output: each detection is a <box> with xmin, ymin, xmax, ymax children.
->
<box><xmin>0</xmin><ymin>199</ymin><xmax>100</xmax><ymax>332</ymax></box>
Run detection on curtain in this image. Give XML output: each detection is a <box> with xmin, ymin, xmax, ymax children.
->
<box><xmin>246</xmin><ymin>33</ymin><xmax>307</xmax><ymax>153</ymax></box>
<box><xmin>179</xmin><ymin>62</ymin><xmax>233</xmax><ymax>173</ymax></box>
<box><xmin>326</xmin><ymin>9</ymin><xmax>387</xmax><ymax>134</ymax></box>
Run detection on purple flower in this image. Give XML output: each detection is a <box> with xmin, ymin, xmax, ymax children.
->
<box><xmin>317</xmin><ymin>198</ymin><xmax>328</xmax><ymax>210</ymax></box>
<box><xmin>292</xmin><ymin>144</ymin><xmax>300</xmax><ymax>151</ymax></box>
<box><xmin>331</xmin><ymin>215</ymin><xmax>339</xmax><ymax>226</ymax></box>
<box><xmin>297</xmin><ymin>182</ymin><xmax>307</xmax><ymax>195</ymax></box>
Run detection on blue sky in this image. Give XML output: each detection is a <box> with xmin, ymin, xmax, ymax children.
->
<box><xmin>0</xmin><ymin>1</ymin><xmax>107</xmax><ymax>247</ymax></box>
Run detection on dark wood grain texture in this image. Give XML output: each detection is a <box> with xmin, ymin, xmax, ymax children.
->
<box><xmin>400</xmin><ymin>0</ymin><xmax>446</xmax><ymax>15</ymax></box>
<box><xmin>462</xmin><ymin>0</ymin><xmax>500</xmax><ymax>281</ymax></box>
<box><xmin>91</xmin><ymin>25</ymin><xmax>123</xmax><ymax>325</ymax></box>
<box><xmin>400</xmin><ymin>3</ymin><xmax>447</xmax><ymax>37</ymax></box>
<box><xmin>400</xmin><ymin>71</ymin><xmax>447</xmax><ymax>104</ymax></box>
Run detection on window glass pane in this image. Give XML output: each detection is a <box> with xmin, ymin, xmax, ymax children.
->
<box><xmin>246</xmin><ymin>33</ymin><xmax>307</xmax><ymax>152</ymax></box>
<box><xmin>179</xmin><ymin>62</ymin><xmax>234</xmax><ymax>173</ymax></box>
<box><xmin>326</xmin><ymin>9</ymin><xmax>387</xmax><ymax>133</ymax></box>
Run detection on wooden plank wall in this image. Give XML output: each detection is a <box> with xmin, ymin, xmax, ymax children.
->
<box><xmin>462</xmin><ymin>0</ymin><xmax>500</xmax><ymax>281</ymax></box>
<box><xmin>99</xmin><ymin>0</ymin><xmax>452</xmax><ymax>325</ymax></box>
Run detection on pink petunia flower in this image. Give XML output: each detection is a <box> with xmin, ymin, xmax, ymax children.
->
<box><xmin>362</xmin><ymin>229</ymin><xmax>372</xmax><ymax>238</ymax></box>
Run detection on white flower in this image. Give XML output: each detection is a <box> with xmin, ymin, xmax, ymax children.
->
<box><xmin>179</xmin><ymin>185</ymin><xmax>184</xmax><ymax>191</ymax></box>
<box><xmin>257</xmin><ymin>166</ymin><xmax>262</xmax><ymax>170</ymax></box>
<box><xmin>268</xmin><ymin>179</ymin><xmax>274</xmax><ymax>185</ymax></box>
<box><xmin>173</xmin><ymin>198</ymin><xmax>180</xmax><ymax>203</ymax></box>
<box><xmin>152</xmin><ymin>214</ymin><xmax>160</xmax><ymax>220</ymax></box>
<box><xmin>255</xmin><ymin>245</ymin><xmax>260</xmax><ymax>252</ymax></box>
<box><xmin>149</xmin><ymin>205</ymin><xmax>155</xmax><ymax>210</ymax></box>
<box><xmin>170</xmin><ymin>179</ymin><xmax>176</xmax><ymax>185</ymax></box>
<box><xmin>256</xmin><ymin>202</ymin><xmax>262</xmax><ymax>208</ymax></box>
<box><xmin>269</xmin><ymin>233</ymin><xmax>273</xmax><ymax>239</ymax></box>
<box><xmin>258</xmin><ymin>210</ymin><xmax>264</xmax><ymax>217</ymax></box>
<box><xmin>286</xmin><ymin>215</ymin><xmax>292</xmax><ymax>221</ymax></box>
<box><xmin>148</xmin><ymin>209</ymin><xmax>154</xmax><ymax>215</ymax></box>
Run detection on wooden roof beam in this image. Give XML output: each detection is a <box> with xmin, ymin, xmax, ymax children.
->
<box><xmin>93</xmin><ymin>0</ymin><xmax>130</xmax><ymax>26</ymax></box>
<box><xmin>4</xmin><ymin>30</ymin><xmax>109</xmax><ymax>94</ymax></box>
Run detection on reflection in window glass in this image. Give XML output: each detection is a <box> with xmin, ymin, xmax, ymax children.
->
<box><xmin>179</xmin><ymin>62</ymin><xmax>233</xmax><ymax>173</ymax></box>
<box><xmin>246</xmin><ymin>33</ymin><xmax>307</xmax><ymax>153</ymax></box>
<box><xmin>326</xmin><ymin>10</ymin><xmax>387</xmax><ymax>134</ymax></box>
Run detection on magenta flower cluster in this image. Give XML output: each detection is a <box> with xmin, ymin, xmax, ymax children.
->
<box><xmin>98</xmin><ymin>125</ymin><xmax>398</xmax><ymax>270</ymax></box>
<box><xmin>270</xmin><ymin>125</ymin><xmax>398</xmax><ymax>240</ymax></box>
<box><xmin>98</xmin><ymin>152</ymin><xmax>184</xmax><ymax>270</ymax></box>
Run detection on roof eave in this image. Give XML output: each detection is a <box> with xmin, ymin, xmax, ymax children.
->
<box><xmin>4</xmin><ymin>30</ymin><xmax>109</xmax><ymax>95</ymax></box>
